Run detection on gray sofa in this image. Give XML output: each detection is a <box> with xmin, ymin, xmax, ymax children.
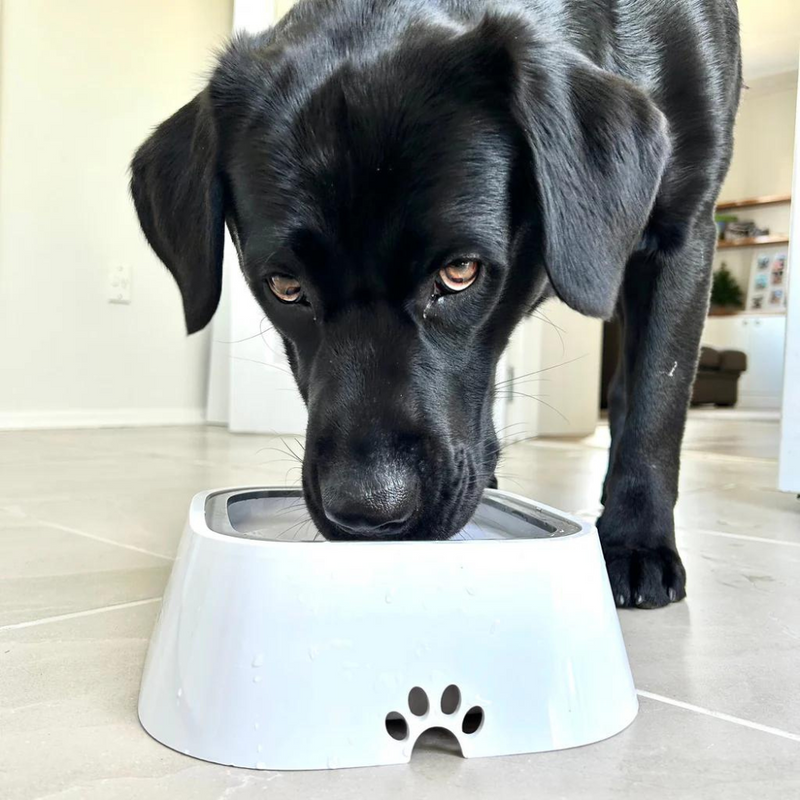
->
<box><xmin>602</xmin><ymin>323</ymin><xmax>748</xmax><ymax>409</ymax></box>
<box><xmin>691</xmin><ymin>346</ymin><xmax>748</xmax><ymax>407</ymax></box>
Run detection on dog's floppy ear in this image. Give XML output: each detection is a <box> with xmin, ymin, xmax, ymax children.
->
<box><xmin>479</xmin><ymin>20</ymin><xmax>671</xmax><ymax>318</ymax></box>
<box><xmin>130</xmin><ymin>90</ymin><xmax>224</xmax><ymax>334</ymax></box>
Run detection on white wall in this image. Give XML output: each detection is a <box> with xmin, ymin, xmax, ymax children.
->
<box><xmin>779</xmin><ymin>65</ymin><xmax>800</xmax><ymax>491</ymax></box>
<box><xmin>206</xmin><ymin>0</ymin><xmax>309</xmax><ymax>436</ymax></box>
<box><xmin>715</xmin><ymin>71</ymin><xmax>797</xmax><ymax>290</ymax></box>
<box><xmin>275</xmin><ymin>0</ymin><xmax>296</xmax><ymax>17</ymax></box>
<box><xmin>0</xmin><ymin>0</ymin><xmax>233</xmax><ymax>429</ymax></box>
<box><xmin>738</xmin><ymin>0</ymin><xmax>800</xmax><ymax>83</ymax></box>
<box><xmin>720</xmin><ymin>72</ymin><xmax>798</xmax><ymax>201</ymax></box>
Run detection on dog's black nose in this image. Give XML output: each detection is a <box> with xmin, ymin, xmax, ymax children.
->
<box><xmin>320</xmin><ymin>465</ymin><xmax>418</xmax><ymax>537</ymax></box>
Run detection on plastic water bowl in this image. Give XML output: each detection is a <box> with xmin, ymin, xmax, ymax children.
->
<box><xmin>138</xmin><ymin>488</ymin><xmax>637</xmax><ymax>770</ymax></box>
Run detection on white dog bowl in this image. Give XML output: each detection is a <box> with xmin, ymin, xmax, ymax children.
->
<box><xmin>138</xmin><ymin>488</ymin><xmax>637</xmax><ymax>770</ymax></box>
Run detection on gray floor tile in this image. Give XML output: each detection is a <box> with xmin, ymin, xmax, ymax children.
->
<box><xmin>0</xmin><ymin>524</ymin><xmax>168</xmax><ymax>627</ymax></box>
<box><xmin>13</xmin><ymin>465</ymin><xmax>301</xmax><ymax>558</ymax></box>
<box><xmin>576</xmin><ymin>416</ymin><xmax>781</xmax><ymax>462</ymax></box>
<box><xmin>2</xmin><ymin>417</ymin><xmax>798</xmax><ymax>799</ymax></box>
<box><xmin>624</xmin><ymin>530</ymin><xmax>800</xmax><ymax>734</ymax></box>
<box><xmin>2</xmin><ymin>603</ymin><xmax>798</xmax><ymax>800</ymax></box>
<box><xmin>676</xmin><ymin>481</ymin><xmax>800</xmax><ymax>543</ymax></box>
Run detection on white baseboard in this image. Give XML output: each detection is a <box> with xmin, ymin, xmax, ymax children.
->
<box><xmin>0</xmin><ymin>407</ymin><xmax>207</xmax><ymax>431</ymax></box>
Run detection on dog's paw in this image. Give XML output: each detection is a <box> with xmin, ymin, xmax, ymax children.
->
<box><xmin>603</xmin><ymin>545</ymin><xmax>686</xmax><ymax>609</ymax></box>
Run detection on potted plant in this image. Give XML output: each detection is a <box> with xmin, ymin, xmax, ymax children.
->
<box><xmin>709</xmin><ymin>263</ymin><xmax>744</xmax><ymax>315</ymax></box>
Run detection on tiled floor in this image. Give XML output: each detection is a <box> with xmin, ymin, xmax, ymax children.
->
<box><xmin>2</xmin><ymin>414</ymin><xmax>798</xmax><ymax>799</ymax></box>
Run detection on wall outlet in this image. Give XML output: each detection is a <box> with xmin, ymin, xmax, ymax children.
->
<box><xmin>108</xmin><ymin>264</ymin><xmax>131</xmax><ymax>304</ymax></box>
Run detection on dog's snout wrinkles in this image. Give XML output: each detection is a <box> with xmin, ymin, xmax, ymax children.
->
<box><xmin>320</xmin><ymin>462</ymin><xmax>419</xmax><ymax>537</ymax></box>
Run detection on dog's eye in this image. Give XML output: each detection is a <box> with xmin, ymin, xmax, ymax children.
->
<box><xmin>267</xmin><ymin>274</ymin><xmax>304</xmax><ymax>303</ymax></box>
<box><xmin>438</xmin><ymin>259</ymin><xmax>480</xmax><ymax>292</ymax></box>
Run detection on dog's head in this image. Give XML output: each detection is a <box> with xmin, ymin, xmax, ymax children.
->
<box><xmin>131</xmin><ymin>14</ymin><xmax>669</xmax><ymax>540</ymax></box>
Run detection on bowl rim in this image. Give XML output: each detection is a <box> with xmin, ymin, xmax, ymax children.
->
<box><xmin>191</xmin><ymin>486</ymin><xmax>594</xmax><ymax>548</ymax></box>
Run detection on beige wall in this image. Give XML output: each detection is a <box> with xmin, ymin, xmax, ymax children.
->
<box><xmin>715</xmin><ymin>71</ymin><xmax>798</xmax><ymax>288</ymax></box>
<box><xmin>275</xmin><ymin>0</ymin><xmax>296</xmax><ymax>18</ymax></box>
<box><xmin>720</xmin><ymin>71</ymin><xmax>798</xmax><ymax>203</ymax></box>
<box><xmin>0</xmin><ymin>0</ymin><xmax>232</xmax><ymax>427</ymax></box>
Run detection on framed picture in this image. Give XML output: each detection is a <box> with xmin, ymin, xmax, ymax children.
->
<box><xmin>748</xmin><ymin>251</ymin><xmax>789</xmax><ymax>312</ymax></box>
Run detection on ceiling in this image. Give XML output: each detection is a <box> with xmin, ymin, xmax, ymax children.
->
<box><xmin>739</xmin><ymin>0</ymin><xmax>800</xmax><ymax>81</ymax></box>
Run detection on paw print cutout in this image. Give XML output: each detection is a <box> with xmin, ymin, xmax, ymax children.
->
<box><xmin>385</xmin><ymin>684</ymin><xmax>484</xmax><ymax>747</ymax></box>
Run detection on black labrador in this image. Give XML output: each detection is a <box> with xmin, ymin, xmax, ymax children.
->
<box><xmin>131</xmin><ymin>0</ymin><xmax>742</xmax><ymax>608</ymax></box>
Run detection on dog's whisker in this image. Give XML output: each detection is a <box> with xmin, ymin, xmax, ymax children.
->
<box><xmin>495</xmin><ymin>391</ymin><xmax>570</xmax><ymax>424</ymax></box>
<box><xmin>294</xmin><ymin>518</ymin><xmax>316</xmax><ymax>541</ymax></box>
<box><xmin>258</xmin><ymin>315</ymin><xmax>290</xmax><ymax>364</ymax></box>
<box><xmin>256</xmin><ymin>457</ymin><xmax>303</xmax><ymax>468</ymax></box>
<box><xmin>269</xmin><ymin>502</ymin><xmax>309</xmax><ymax>521</ymax></box>
<box><xmin>494</xmin><ymin>354</ymin><xmax>587</xmax><ymax>388</ymax></box>
<box><xmin>255</xmin><ymin>445</ymin><xmax>303</xmax><ymax>463</ymax></box>
<box><xmin>492</xmin><ymin>473</ymin><xmax>527</xmax><ymax>491</ymax></box>
<box><xmin>215</xmin><ymin>330</ymin><xmax>271</xmax><ymax>344</ymax></box>
<box><xmin>229</xmin><ymin>355</ymin><xmax>293</xmax><ymax>376</ymax></box>
<box><xmin>529</xmin><ymin>309</ymin><xmax>567</xmax><ymax>358</ymax></box>
<box><xmin>529</xmin><ymin>309</ymin><xmax>567</xmax><ymax>335</ymax></box>
<box><xmin>276</xmin><ymin>515</ymin><xmax>313</xmax><ymax>540</ymax></box>
<box><xmin>283</xmin><ymin>466</ymin><xmax>304</xmax><ymax>485</ymax></box>
<box><xmin>493</xmin><ymin>421</ymin><xmax>529</xmax><ymax>435</ymax></box>
<box><xmin>280</xmin><ymin>436</ymin><xmax>304</xmax><ymax>464</ymax></box>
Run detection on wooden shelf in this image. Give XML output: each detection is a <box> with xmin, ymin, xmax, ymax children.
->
<box><xmin>708</xmin><ymin>310</ymin><xmax>787</xmax><ymax>319</ymax></box>
<box><xmin>717</xmin><ymin>235</ymin><xmax>789</xmax><ymax>249</ymax></box>
<box><xmin>716</xmin><ymin>194</ymin><xmax>791</xmax><ymax>211</ymax></box>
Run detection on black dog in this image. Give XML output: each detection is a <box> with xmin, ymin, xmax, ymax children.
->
<box><xmin>131</xmin><ymin>0</ymin><xmax>741</xmax><ymax>608</ymax></box>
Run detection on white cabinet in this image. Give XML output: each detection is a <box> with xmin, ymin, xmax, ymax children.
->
<box><xmin>703</xmin><ymin>315</ymin><xmax>786</xmax><ymax>409</ymax></box>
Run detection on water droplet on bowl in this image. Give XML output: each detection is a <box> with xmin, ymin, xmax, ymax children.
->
<box><xmin>257</xmin><ymin>744</ymin><xmax>263</xmax><ymax>753</ymax></box>
<box><xmin>466</xmin><ymin>586</ymin><xmax>477</xmax><ymax>596</ymax></box>
<box><xmin>308</xmin><ymin>646</ymin><xmax>319</xmax><ymax>660</ymax></box>
<box><xmin>252</xmin><ymin>654</ymin><xmax>265</xmax><ymax>668</ymax></box>
<box><xmin>176</xmin><ymin>688</ymin><xmax>182</xmax><ymax>698</ymax></box>
<box><xmin>256</xmin><ymin>761</ymin><xmax>267</xmax><ymax>769</ymax></box>
<box><xmin>385</xmin><ymin>589</ymin><xmax>396</xmax><ymax>604</ymax></box>
<box><xmin>327</xmin><ymin>756</ymin><xmax>340</xmax><ymax>769</ymax></box>
<box><xmin>254</xmin><ymin>722</ymin><xmax>260</xmax><ymax>731</ymax></box>
<box><xmin>253</xmin><ymin>675</ymin><xmax>262</xmax><ymax>684</ymax></box>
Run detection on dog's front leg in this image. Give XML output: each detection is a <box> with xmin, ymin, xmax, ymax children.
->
<box><xmin>598</xmin><ymin>214</ymin><xmax>717</xmax><ymax>608</ymax></box>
